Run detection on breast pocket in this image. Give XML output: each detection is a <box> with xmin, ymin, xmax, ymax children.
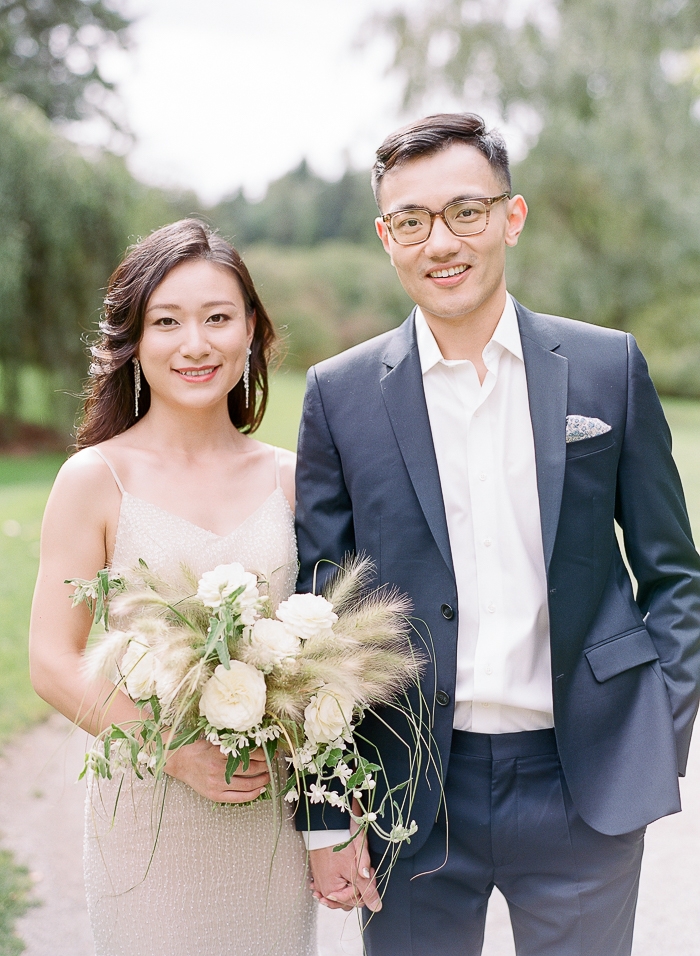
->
<box><xmin>565</xmin><ymin>431</ymin><xmax>616</xmax><ymax>461</ymax></box>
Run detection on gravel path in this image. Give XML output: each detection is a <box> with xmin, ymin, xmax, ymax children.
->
<box><xmin>0</xmin><ymin>712</ymin><xmax>697</xmax><ymax>955</ymax></box>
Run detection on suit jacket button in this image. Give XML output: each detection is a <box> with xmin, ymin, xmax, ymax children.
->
<box><xmin>436</xmin><ymin>690</ymin><xmax>451</xmax><ymax>707</ymax></box>
<box><xmin>441</xmin><ymin>603</ymin><xmax>454</xmax><ymax>620</ymax></box>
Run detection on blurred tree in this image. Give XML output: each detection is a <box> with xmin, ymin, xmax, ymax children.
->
<box><xmin>212</xmin><ymin>161</ymin><xmax>380</xmax><ymax>247</ymax></box>
<box><xmin>0</xmin><ymin>0</ymin><xmax>131</xmax><ymax>129</ymax></box>
<box><xmin>376</xmin><ymin>0</ymin><xmax>700</xmax><ymax>394</ymax></box>
<box><xmin>244</xmin><ymin>242</ymin><xmax>413</xmax><ymax>369</ymax></box>
<box><xmin>0</xmin><ymin>92</ymin><xmax>181</xmax><ymax>436</ymax></box>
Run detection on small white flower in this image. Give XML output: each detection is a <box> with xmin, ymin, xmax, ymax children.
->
<box><xmin>389</xmin><ymin>821</ymin><xmax>418</xmax><ymax>843</ymax></box>
<box><xmin>199</xmin><ymin>661</ymin><xmax>267</xmax><ymax>731</ymax></box>
<box><xmin>120</xmin><ymin>639</ymin><xmax>158</xmax><ymax>701</ymax></box>
<box><xmin>353</xmin><ymin>789</ymin><xmax>363</xmax><ymax>799</ymax></box>
<box><xmin>304</xmin><ymin>687</ymin><xmax>354</xmax><ymax>746</ymax></box>
<box><xmin>334</xmin><ymin>762</ymin><xmax>353</xmax><ymax>782</ymax></box>
<box><xmin>325</xmin><ymin>791</ymin><xmax>348</xmax><ymax>811</ymax></box>
<box><xmin>307</xmin><ymin>783</ymin><xmax>327</xmax><ymax>804</ymax></box>
<box><xmin>196</xmin><ymin>563</ymin><xmax>260</xmax><ymax>611</ymax></box>
<box><xmin>284</xmin><ymin>787</ymin><xmax>299</xmax><ymax>803</ymax></box>
<box><xmin>244</xmin><ymin>618</ymin><xmax>301</xmax><ymax>672</ymax></box>
<box><xmin>276</xmin><ymin>593</ymin><xmax>338</xmax><ymax>641</ymax></box>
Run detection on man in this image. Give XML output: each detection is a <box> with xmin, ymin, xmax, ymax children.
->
<box><xmin>294</xmin><ymin>113</ymin><xmax>700</xmax><ymax>955</ymax></box>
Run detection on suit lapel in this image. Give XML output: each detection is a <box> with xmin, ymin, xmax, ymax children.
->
<box><xmin>380</xmin><ymin>313</ymin><xmax>454</xmax><ymax>578</ymax></box>
<box><xmin>515</xmin><ymin>301</ymin><xmax>568</xmax><ymax>571</ymax></box>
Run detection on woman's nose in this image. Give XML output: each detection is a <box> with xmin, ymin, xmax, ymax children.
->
<box><xmin>180</xmin><ymin>321</ymin><xmax>211</xmax><ymax>359</ymax></box>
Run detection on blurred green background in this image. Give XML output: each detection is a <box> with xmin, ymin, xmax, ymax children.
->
<box><xmin>1</xmin><ymin>0</ymin><xmax>700</xmax><ymax>938</ymax></box>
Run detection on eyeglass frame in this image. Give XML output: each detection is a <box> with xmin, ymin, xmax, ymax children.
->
<box><xmin>380</xmin><ymin>193</ymin><xmax>511</xmax><ymax>246</ymax></box>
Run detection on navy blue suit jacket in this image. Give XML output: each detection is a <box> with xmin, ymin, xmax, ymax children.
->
<box><xmin>295</xmin><ymin>300</ymin><xmax>700</xmax><ymax>853</ymax></box>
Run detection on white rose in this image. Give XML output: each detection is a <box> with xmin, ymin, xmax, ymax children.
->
<box><xmin>304</xmin><ymin>687</ymin><xmax>354</xmax><ymax>746</ymax></box>
<box><xmin>199</xmin><ymin>661</ymin><xmax>267</xmax><ymax>731</ymax></box>
<box><xmin>196</xmin><ymin>563</ymin><xmax>260</xmax><ymax>611</ymax></box>
<box><xmin>244</xmin><ymin>618</ymin><xmax>300</xmax><ymax>672</ymax></box>
<box><xmin>121</xmin><ymin>639</ymin><xmax>159</xmax><ymax>701</ymax></box>
<box><xmin>276</xmin><ymin>593</ymin><xmax>338</xmax><ymax>641</ymax></box>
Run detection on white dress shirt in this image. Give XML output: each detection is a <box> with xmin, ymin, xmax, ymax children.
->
<box><xmin>416</xmin><ymin>295</ymin><xmax>553</xmax><ymax>733</ymax></box>
<box><xmin>306</xmin><ymin>295</ymin><xmax>554</xmax><ymax>848</ymax></box>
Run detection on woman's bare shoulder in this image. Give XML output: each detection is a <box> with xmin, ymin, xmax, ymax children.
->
<box><xmin>49</xmin><ymin>446</ymin><xmax>122</xmax><ymax>513</ymax></box>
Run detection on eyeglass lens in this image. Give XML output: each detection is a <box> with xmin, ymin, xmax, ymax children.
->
<box><xmin>390</xmin><ymin>200</ymin><xmax>488</xmax><ymax>243</ymax></box>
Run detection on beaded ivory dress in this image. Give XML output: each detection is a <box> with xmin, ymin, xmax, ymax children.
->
<box><xmin>84</xmin><ymin>447</ymin><xmax>316</xmax><ymax>956</ymax></box>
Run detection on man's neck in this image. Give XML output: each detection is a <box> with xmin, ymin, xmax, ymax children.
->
<box><xmin>420</xmin><ymin>291</ymin><xmax>507</xmax><ymax>383</ymax></box>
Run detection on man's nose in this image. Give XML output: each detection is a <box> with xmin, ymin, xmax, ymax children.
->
<box><xmin>423</xmin><ymin>215</ymin><xmax>462</xmax><ymax>258</ymax></box>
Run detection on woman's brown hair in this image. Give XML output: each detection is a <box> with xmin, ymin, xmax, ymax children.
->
<box><xmin>76</xmin><ymin>219</ymin><xmax>277</xmax><ymax>449</ymax></box>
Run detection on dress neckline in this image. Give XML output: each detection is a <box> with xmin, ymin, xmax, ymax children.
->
<box><xmin>118</xmin><ymin>485</ymin><xmax>291</xmax><ymax>540</ymax></box>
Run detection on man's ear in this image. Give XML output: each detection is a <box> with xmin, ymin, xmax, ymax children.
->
<box><xmin>505</xmin><ymin>195</ymin><xmax>528</xmax><ymax>248</ymax></box>
<box><xmin>375</xmin><ymin>217</ymin><xmax>393</xmax><ymax>257</ymax></box>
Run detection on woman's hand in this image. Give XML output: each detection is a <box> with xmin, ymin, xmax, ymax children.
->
<box><xmin>164</xmin><ymin>739</ymin><xmax>271</xmax><ymax>803</ymax></box>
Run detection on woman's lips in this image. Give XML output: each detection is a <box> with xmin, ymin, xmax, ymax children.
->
<box><xmin>173</xmin><ymin>365</ymin><xmax>219</xmax><ymax>383</ymax></box>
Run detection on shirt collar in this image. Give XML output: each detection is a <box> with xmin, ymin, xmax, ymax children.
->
<box><xmin>415</xmin><ymin>294</ymin><xmax>523</xmax><ymax>375</ymax></box>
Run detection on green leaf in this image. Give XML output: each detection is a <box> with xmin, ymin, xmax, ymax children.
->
<box><xmin>225</xmin><ymin>752</ymin><xmax>242</xmax><ymax>784</ymax></box>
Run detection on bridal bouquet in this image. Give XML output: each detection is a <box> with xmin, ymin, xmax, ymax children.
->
<box><xmin>69</xmin><ymin>556</ymin><xmax>425</xmax><ymax>849</ymax></box>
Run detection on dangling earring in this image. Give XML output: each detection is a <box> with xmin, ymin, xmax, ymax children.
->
<box><xmin>133</xmin><ymin>357</ymin><xmax>141</xmax><ymax>417</ymax></box>
<box><xmin>243</xmin><ymin>346</ymin><xmax>252</xmax><ymax>409</ymax></box>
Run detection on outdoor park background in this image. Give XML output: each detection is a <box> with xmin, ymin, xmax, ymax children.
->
<box><xmin>1</xmin><ymin>0</ymin><xmax>700</xmax><ymax>949</ymax></box>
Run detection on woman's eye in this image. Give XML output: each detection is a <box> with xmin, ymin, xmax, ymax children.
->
<box><xmin>207</xmin><ymin>313</ymin><xmax>228</xmax><ymax>324</ymax></box>
<box><xmin>155</xmin><ymin>316</ymin><xmax>178</xmax><ymax>326</ymax></box>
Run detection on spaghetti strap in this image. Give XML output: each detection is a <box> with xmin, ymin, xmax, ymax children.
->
<box><xmin>92</xmin><ymin>447</ymin><xmax>126</xmax><ymax>495</ymax></box>
<box><xmin>273</xmin><ymin>446</ymin><xmax>281</xmax><ymax>490</ymax></box>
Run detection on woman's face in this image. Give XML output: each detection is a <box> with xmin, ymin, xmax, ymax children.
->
<box><xmin>138</xmin><ymin>259</ymin><xmax>253</xmax><ymax>414</ymax></box>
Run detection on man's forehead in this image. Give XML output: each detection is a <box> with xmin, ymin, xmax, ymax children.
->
<box><xmin>378</xmin><ymin>142</ymin><xmax>501</xmax><ymax>211</ymax></box>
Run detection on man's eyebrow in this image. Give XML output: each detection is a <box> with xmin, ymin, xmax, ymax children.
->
<box><xmin>146</xmin><ymin>299</ymin><xmax>237</xmax><ymax>313</ymax></box>
<box><xmin>386</xmin><ymin>195</ymin><xmax>482</xmax><ymax>215</ymax></box>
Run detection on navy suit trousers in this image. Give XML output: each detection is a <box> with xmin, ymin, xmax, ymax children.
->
<box><xmin>364</xmin><ymin>730</ymin><xmax>645</xmax><ymax>956</ymax></box>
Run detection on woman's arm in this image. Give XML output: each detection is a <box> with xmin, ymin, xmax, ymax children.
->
<box><xmin>29</xmin><ymin>450</ymin><xmax>269</xmax><ymax>802</ymax></box>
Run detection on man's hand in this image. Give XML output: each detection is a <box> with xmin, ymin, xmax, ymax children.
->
<box><xmin>165</xmin><ymin>740</ymin><xmax>270</xmax><ymax>803</ymax></box>
<box><xmin>309</xmin><ymin>831</ymin><xmax>382</xmax><ymax>912</ymax></box>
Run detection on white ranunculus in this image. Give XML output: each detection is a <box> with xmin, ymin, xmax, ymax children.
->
<box><xmin>121</xmin><ymin>638</ymin><xmax>159</xmax><ymax>701</ymax></box>
<box><xmin>276</xmin><ymin>593</ymin><xmax>338</xmax><ymax>642</ymax></box>
<box><xmin>304</xmin><ymin>687</ymin><xmax>354</xmax><ymax>746</ymax></box>
<box><xmin>199</xmin><ymin>661</ymin><xmax>267</xmax><ymax>731</ymax></box>
<box><xmin>244</xmin><ymin>618</ymin><xmax>300</xmax><ymax>672</ymax></box>
<box><xmin>196</xmin><ymin>563</ymin><xmax>260</xmax><ymax>611</ymax></box>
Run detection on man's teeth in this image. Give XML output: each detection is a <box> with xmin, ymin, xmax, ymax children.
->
<box><xmin>179</xmin><ymin>368</ymin><xmax>213</xmax><ymax>377</ymax></box>
<box><xmin>430</xmin><ymin>265</ymin><xmax>468</xmax><ymax>278</ymax></box>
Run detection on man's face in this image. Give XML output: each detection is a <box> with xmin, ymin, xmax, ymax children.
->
<box><xmin>375</xmin><ymin>143</ymin><xmax>526</xmax><ymax>327</ymax></box>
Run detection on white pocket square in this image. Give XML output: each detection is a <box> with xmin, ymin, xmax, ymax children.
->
<box><xmin>565</xmin><ymin>415</ymin><xmax>612</xmax><ymax>443</ymax></box>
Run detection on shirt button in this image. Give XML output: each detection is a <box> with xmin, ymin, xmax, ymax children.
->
<box><xmin>487</xmin><ymin>603</ymin><xmax>496</xmax><ymax>613</ymax></box>
<box><xmin>479</xmin><ymin>472</ymin><xmax>487</xmax><ymax>481</ymax></box>
<box><xmin>484</xmin><ymin>538</ymin><xmax>492</xmax><ymax>547</ymax></box>
<box><xmin>486</xmin><ymin>665</ymin><xmax>493</xmax><ymax>675</ymax></box>
<box><xmin>441</xmin><ymin>603</ymin><xmax>454</xmax><ymax>620</ymax></box>
<box><xmin>436</xmin><ymin>690</ymin><xmax>451</xmax><ymax>707</ymax></box>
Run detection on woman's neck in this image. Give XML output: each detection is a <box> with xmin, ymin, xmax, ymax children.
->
<box><xmin>132</xmin><ymin>397</ymin><xmax>245</xmax><ymax>459</ymax></box>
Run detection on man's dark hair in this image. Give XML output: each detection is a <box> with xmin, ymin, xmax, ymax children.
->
<box><xmin>371</xmin><ymin>112</ymin><xmax>511</xmax><ymax>207</ymax></box>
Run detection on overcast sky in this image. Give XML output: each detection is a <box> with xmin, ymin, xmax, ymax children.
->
<box><xmin>96</xmin><ymin>0</ymin><xmax>429</xmax><ymax>204</ymax></box>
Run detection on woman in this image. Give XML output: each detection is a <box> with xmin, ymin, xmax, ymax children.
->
<box><xmin>29</xmin><ymin>220</ymin><xmax>316</xmax><ymax>955</ymax></box>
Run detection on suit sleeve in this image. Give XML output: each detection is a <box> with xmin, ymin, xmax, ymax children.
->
<box><xmin>295</xmin><ymin>366</ymin><xmax>356</xmax><ymax>594</ymax></box>
<box><xmin>294</xmin><ymin>366</ymin><xmax>356</xmax><ymax>832</ymax></box>
<box><xmin>615</xmin><ymin>335</ymin><xmax>700</xmax><ymax>774</ymax></box>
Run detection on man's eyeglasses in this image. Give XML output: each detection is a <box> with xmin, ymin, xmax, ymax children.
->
<box><xmin>381</xmin><ymin>193</ymin><xmax>510</xmax><ymax>246</ymax></box>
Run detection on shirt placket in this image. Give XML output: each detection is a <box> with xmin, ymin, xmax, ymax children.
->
<box><xmin>465</xmin><ymin>346</ymin><xmax>504</xmax><ymax>733</ymax></box>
